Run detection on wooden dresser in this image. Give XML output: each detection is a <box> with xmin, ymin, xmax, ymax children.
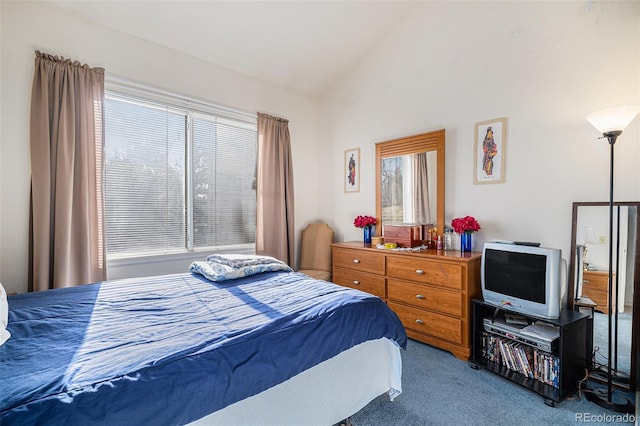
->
<box><xmin>332</xmin><ymin>241</ymin><xmax>481</xmax><ymax>360</ymax></box>
<box><xmin>582</xmin><ymin>270</ymin><xmax>616</xmax><ymax>314</ymax></box>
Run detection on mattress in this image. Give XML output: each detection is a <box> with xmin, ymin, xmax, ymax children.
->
<box><xmin>1</xmin><ymin>271</ymin><xmax>407</xmax><ymax>425</ymax></box>
<box><xmin>192</xmin><ymin>337</ymin><xmax>402</xmax><ymax>426</ymax></box>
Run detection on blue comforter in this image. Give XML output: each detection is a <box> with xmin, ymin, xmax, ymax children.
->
<box><xmin>0</xmin><ymin>271</ymin><xmax>406</xmax><ymax>425</ymax></box>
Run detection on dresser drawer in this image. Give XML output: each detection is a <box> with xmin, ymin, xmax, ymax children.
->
<box><xmin>387</xmin><ymin>279</ymin><xmax>462</xmax><ymax>317</ymax></box>
<box><xmin>332</xmin><ymin>247</ymin><xmax>385</xmax><ymax>275</ymax></box>
<box><xmin>582</xmin><ymin>271</ymin><xmax>615</xmax><ymax>314</ymax></box>
<box><xmin>583</xmin><ymin>272</ymin><xmax>609</xmax><ymax>291</ymax></box>
<box><xmin>333</xmin><ymin>267</ymin><xmax>385</xmax><ymax>298</ymax></box>
<box><xmin>585</xmin><ymin>289</ymin><xmax>608</xmax><ymax>308</ymax></box>
<box><xmin>388</xmin><ymin>301</ymin><xmax>462</xmax><ymax>344</ymax></box>
<box><xmin>387</xmin><ymin>256</ymin><xmax>462</xmax><ymax>289</ymax></box>
<box><xmin>582</xmin><ymin>286</ymin><xmax>611</xmax><ymax>310</ymax></box>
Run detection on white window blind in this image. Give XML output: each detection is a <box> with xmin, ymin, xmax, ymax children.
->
<box><xmin>104</xmin><ymin>90</ymin><xmax>257</xmax><ymax>259</ymax></box>
<box><xmin>191</xmin><ymin>115</ymin><xmax>257</xmax><ymax>248</ymax></box>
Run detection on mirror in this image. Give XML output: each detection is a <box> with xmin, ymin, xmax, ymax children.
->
<box><xmin>375</xmin><ymin>129</ymin><xmax>445</xmax><ymax>237</ymax></box>
<box><xmin>569</xmin><ymin>202</ymin><xmax>639</xmax><ymax>391</ymax></box>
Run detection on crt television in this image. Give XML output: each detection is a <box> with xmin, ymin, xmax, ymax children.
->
<box><xmin>481</xmin><ymin>242</ymin><xmax>565</xmax><ymax>319</ymax></box>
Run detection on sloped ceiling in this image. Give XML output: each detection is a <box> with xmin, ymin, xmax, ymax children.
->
<box><xmin>46</xmin><ymin>0</ymin><xmax>421</xmax><ymax>96</ymax></box>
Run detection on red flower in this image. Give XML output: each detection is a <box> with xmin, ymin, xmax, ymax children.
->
<box><xmin>451</xmin><ymin>216</ymin><xmax>481</xmax><ymax>233</ymax></box>
<box><xmin>353</xmin><ymin>215</ymin><xmax>377</xmax><ymax>228</ymax></box>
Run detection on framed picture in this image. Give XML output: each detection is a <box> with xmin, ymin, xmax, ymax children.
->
<box><xmin>474</xmin><ymin>118</ymin><xmax>507</xmax><ymax>184</ymax></box>
<box><xmin>344</xmin><ymin>147</ymin><xmax>360</xmax><ymax>193</ymax></box>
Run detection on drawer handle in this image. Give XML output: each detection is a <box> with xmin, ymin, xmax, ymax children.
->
<box><xmin>415</xmin><ymin>319</ymin><xmax>425</xmax><ymax>325</ymax></box>
<box><xmin>352</xmin><ymin>280</ymin><xmax>360</xmax><ymax>285</ymax></box>
<box><xmin>415</xmin><ymin>269</ymin><xmax>425</xmax><ymax>275</ymax></box>
<box><xmin>416</xmin><ymin>294</ymin><xmax>425</xmax><ymax>300</ymax></box>
<box><xmin>583</xmin><ymin>280</ymin><xmax>590</xmax><ymax>284</ymax></box>
<box><xmin>353</xmin><ymin>259</ymin><xmax>361</xmax><ymax>264</ymax></box>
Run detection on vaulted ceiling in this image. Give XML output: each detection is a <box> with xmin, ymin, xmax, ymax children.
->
<box><xmin>47</xmin><ymin>1</ymin><xmax>421</xmax><ymax>96</ymax></box>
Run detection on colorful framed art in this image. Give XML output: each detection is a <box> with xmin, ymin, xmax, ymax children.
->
<box><xmin>474</xmin><ymin>118</ymin><xmax>507</xmax><ymax>184</ymax></box>
<box><xmin>344</xmin><ymin>147</ymin><xmax>360</xmax><ymax>193</ymax></box>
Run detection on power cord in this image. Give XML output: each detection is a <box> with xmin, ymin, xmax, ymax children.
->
<box><xmin>568</xmin><ymin>368</ymin><xmax>591</xmax><ymax>401</ymax></box>
<box><xmin>573</xmin><ymin>346</ymin><xmax>635</xmax><ymax>413</ymax></box>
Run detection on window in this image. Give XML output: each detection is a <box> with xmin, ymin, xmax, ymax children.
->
<box><xmin>104</xmin><ymin>88</ymin><xmax>257</xmax><ymax>259</ymax></box>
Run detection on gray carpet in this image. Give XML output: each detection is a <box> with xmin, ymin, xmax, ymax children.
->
<box><xmin>350</xmin><ymin>339</ymin><xmax>636</xmax><ymax>425</ymax></box>
<box><xmin>593</xmin><ymin>311</ymin><xmax>632</xmax><ymax>375</ymax></box>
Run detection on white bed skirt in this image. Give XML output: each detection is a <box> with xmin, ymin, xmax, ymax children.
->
<box><xmin>189</xmin><ymin>338</ymin><xmax>403</xmax><ymax>426</ymax></box>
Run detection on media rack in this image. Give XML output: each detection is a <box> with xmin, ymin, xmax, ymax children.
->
<box><xmin>470</xmin><ymin>299</ymin><xmax>589</xmax><ymax>406</ymax></box>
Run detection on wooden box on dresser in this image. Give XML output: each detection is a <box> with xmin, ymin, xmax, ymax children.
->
<box><xmin>332</xmin><ymin>241</ymin><xmax>482</xmax><ymax>360</ymax></box>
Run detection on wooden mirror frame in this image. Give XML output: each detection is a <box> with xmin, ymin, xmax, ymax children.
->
<box><xmin>375</xmin><ymin>129</ymin><xmax>445</xmax><ymax>237</ymax></box>
<box><xmin>568</xmin><ymin>201</ymin><xmax>640</xmax><ymax>390</ymax></box>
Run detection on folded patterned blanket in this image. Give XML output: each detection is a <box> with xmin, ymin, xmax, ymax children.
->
<box><xmin>190</xmin><ymin>254</ymin><xmax>293</xmax><ymax>282</ymax></box>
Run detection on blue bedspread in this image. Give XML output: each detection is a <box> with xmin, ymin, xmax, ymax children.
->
<box><xmin>0</xmin><ymin>271</ymin><xmax>406</xmax><ymax>425</ymax></box>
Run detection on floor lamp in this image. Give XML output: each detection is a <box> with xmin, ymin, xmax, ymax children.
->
<box><xmin>584</xmin><ymin>105</ymin><xmax>640</xmax><ymax>413</ymax></box>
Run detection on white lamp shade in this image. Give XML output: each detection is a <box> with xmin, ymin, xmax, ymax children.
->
<box><xmin>576</xmin><ymin>226</ymin><xmax>598</xmax><ymax>245</ymax></box>
<box><xmin>583</xmin><ymin>227</ymin><xmax>598</xmax><ymax>245</ymax></box>
<box><xmin>585</xmin><ymin>105</ymin><xmax>640</xmax><ymax>134</ymax></box>
<box><xmin>576</xmin><ymin>226</ymin><xmax>585</xmax><ymax>245</ymax></box>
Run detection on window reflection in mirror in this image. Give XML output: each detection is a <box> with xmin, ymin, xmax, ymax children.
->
<box><xmin>375</xmin><ymin>129</ymin><xmax>445</xmax><ymax>236</ymax></box>
<box><xmin>381</xmin><ymin>152</ymin><xmax>437</xmax><ymax>226</ymax></box>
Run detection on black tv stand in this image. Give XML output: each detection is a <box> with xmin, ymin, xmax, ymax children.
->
<box><xmin>470</xmin><ymin>299</ymin><xmax>589</xmax><ymax>406</ymax></box>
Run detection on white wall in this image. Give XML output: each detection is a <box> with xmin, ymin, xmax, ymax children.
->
<box><xmin>0</xmin><ymin>2</ymin><xmax>320</xmax><ymax>294</ymax></box>
<box><xmin>2</xmin><ymin>1</ymin><xmax>639</xmax><ymax>295</ymax></box>
<box><xmin>318</xmin><ymin>1</ymin><xmax>640</xmax><ymax>264</ymax></box>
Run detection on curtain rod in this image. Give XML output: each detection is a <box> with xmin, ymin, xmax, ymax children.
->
<box><xmin>105</xmin><ymin>73</ymin><xmax>256</xmax><ymax>121</ymax></box>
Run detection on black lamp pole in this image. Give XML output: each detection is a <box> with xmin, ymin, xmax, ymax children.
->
<box><xmin>584</xmin><ymin>105</ymin><xmax>639</xmax><ymax>413</ymax></box>
<box><xmin>603</xmin><ymin>130</ymin><xmax>620</xmax><ymax>402</ymax></box>
<box><xmin>584</xmin><ymin>130</ymin><xmax>633</xmax><ymax>413</ymax></box>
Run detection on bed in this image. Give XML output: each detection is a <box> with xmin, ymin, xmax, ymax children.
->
<box><xmin>0</xmin><ymin>255</ymin><xmax>407</xmax><ymax>425</ymax></box>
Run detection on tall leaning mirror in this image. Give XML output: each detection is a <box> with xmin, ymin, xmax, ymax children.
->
<box><xmin>569</xmin><ymin>201</ymin><xmax>639</xmax><ymax>391</ymax></box>
<box><xmin>375</xmin><ymin>129</ymin><xmax>445</xmax><ymax>238</ymax></box>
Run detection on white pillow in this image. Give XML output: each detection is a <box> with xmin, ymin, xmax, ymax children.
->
<box><xmin>0</xmin><ymin>282</ymin><xmax>10</xmax><ymax>346</ymax></box>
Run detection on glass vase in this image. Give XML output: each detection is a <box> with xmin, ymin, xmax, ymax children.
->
<box><xmin>363</xmin><ymin>226</ymin><xmax>372</xmax><ymax>244</ymax></box>
<box><xmin>461</xmin><ymin>231</ymin><xmax>473</xmax><ymax>252</ymax></box>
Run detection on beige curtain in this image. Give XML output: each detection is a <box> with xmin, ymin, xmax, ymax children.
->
<box><xmin>29</xmin><ymin>51</ymin><xmax>106</xmax><ymax>291</ymax></box>
<box><xmin>413</xmin><ymin>152</ymin><xmax>433</xmax><ymax>225</ymax></box>
<box><xmin>256</xmin><ymin>113</ymin><xmax>295</xmax><ymax>265</ymax></box>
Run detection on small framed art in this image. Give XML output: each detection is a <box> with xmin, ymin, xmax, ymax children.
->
<box><xmin>474</xmin><ymin>118</ymin><xmax>507</xmax><ymax>184</ymax></box>
<box><xmin>344</xmin><ymin>147</ymin><xmax>360</xmax><ymax>193</ymax></box>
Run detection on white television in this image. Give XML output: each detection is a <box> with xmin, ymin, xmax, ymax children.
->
<box><xmin>481</xmin><ymin>242</ymin><xmax>565</xmax><ymax>320</ymax></box>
